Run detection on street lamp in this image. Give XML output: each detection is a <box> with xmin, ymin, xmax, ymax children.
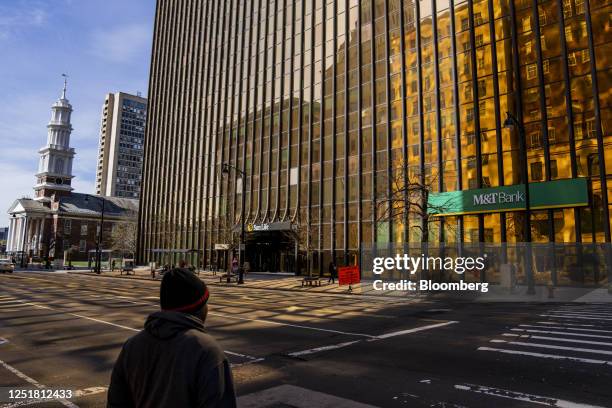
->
<box><xmin>221</xmin><ymin>163</ymin><xmax>246</xmax><ymax>284</ymax></box>
<box><xmin>84</xmin><ymin>195</ymin><xmax>106</xmax><ymax>274</ymax></box>
<box><xmin>503</xmin><ymin>111</ymin><xmax>535</xmax><ymax>295</ymax></box>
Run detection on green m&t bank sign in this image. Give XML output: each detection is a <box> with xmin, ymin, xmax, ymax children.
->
<box><xmin>428</xmin><ymin>178</ymin><xmax>589</xmax><ymax>216</ymax></box>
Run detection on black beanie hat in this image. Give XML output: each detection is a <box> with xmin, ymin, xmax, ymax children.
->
<box><xmin>160</xmin><ymin>268</ymin><xmax>210</xmax><ymax>313</ymax></box>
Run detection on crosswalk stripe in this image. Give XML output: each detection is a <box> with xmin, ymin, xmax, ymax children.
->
<box><xmin>454</xmin><ymin>383</ymin><xmax>605</xmax><ymax>408</ymax></box>
<box><xmin>511</xmin><ymin>328</ymin><xmax>612</xmax><ymax>339</ymax></box>
<box><xmin>491</xmin><ymin>339</ymin><xmax>612</xmax><ymax>356</ymax></box>
<box><xmin>506</xmin><ymin>334</ymin><xmax>612</xmax><ymax>347</ymax></box>
<box><xmin>519</xmin><ymin>324</ymin><xmax>612</xmax><ymax>334</ymax></box>
<box><xmin>480</xmin><ymin>305</ymin><xmax>612</xmax><ymax>367</ymax></box>
<box><xmin>535</xmin><ymin>321</ymin><xmax>597</xmax><ymax>327</ymax></box>
<box><xmin>540</xmin><ymin>314</ymin><xmax>612</xmax><ymax>321</ymax></box>
<box><xmin>478</xmin><ymin>346</ymin><xmax>612</xmax><ymax>365</ymax></box>
<box><xmin>288</xmin><ymin>340</ymin><xmax>362</xmax><ymax>357</ymax></box>
<box><xmin>546</xmin><ymin>312</ymin><xmax>612</xmax><ymax>318</ymax></box>
<box><xmin>0</xmin><ymin>359</ymin><xmax>79</xmax><ymax>408</ymax></box>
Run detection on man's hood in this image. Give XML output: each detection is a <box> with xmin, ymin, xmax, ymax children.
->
<box><xmin>144</xmin><ymin>310</ymin><xmax>205</xmax><ymax>340</ymax></box>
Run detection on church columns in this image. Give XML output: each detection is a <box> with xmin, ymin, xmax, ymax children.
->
<box><xmin>26</xmin><ymin>217</ymin><xmax>34</xmax><ymax>253</ymax></box>
<box><xmin>14</xmin><ymin>217</ymin><xmax>21</xmax><ymax>252</ymax></box>
<box><xmin>13</xmin><ymin>218</ymin><xmax>20</xmax><ymax>252</ymax></box>
<box><xmin>11</xmin><ymin>217</ymin><xmax>19</xmax><ymax>252</ymax></box>
<box><xmin>33</xmin><ymin>218</ymin><xmax>40</xmax><ymax>253</ymax></box>
<box><xmin>39</xmin><ymin>217</ymin><xmax>46</xmax><ymax>255</ymax></box>
<box><xmin>19</xmin><ymin>217</ymin><xmax>28</xmax><ymax>265</ymax></box>
<box><xmin>22</xmin><ymin>217</ymin><xmax>29</xmax><ymax>254</ymax></box>
<box><xmin>14</xmin><ymin>217</ymin><xmax>25</xmax><ymax>253</ymax></box>
<box><xmin>7</xmin><ymin>218</ymin><xmax>13</xmax><ymax>252</ymax></box>
<box><xmin>27</xmin><ymin>218</ymin><xmax>34</xmax><ymax>252</ymax></box>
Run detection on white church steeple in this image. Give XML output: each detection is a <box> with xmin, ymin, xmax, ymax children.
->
<box><xmin>34</xmin><ymin>74</ymin><xmax>76</xmax><ymax>199</ymax></box>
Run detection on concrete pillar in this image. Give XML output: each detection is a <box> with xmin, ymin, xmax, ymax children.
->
<box><xmin>21</xmin><ymin>217</ymin><xmax>29</xmax><ymax>253</ymax></box>
<box><xmin>37</xmin><ymin>218</ymin><xmax>43</xmax><ymax>252</ymax></box>
<box><xmin>20</xmin><ymin>217</ymin><xmax>29</xmax><ymax>266</ymax></box>
<box><xmin>6</xmin><ymin>218</ymin><xmax>14</xmax><ymax>252</ymax></box>
<box><xmin>12</xmin><ymin>218</ymin><xmax>20</xmax><ymax>252</ymax></box>
<box><xmin>32</xmin><ymin>219</ymin><xmax>38</xmax><ymax>253</ymax></box>
<box><xmin>10</xmin><ymin>217</ymin><xmax>19</xmax><ymax>252</ymax></box>
<box><xmin>29</xmin><ymin>219</ymin><xmax>35</xmax><ymax>253</ymax></box>
<box><xmin>34</xmin><ymin>218</ymin><xmax>41</xmax><ymax>255</ymax></box>
<box><xmin>13</xmin><ymin>218</ymin><xmax>19</xmax><ymax>252</ymax></box>
<box><xmin>32</xmin><ymin>219</ymin><xmax>38</xmax><ymax>252</ymax></box>
<box><xmin>26</xmin><ymin>218</ymin><xmax>34</xmax><ymax>253</ymax></box>
<box><xmin>14</xmin><ymin>217</ymin><xmax>22</xmax><ymax>252</ymax></box>
<box><xmin>23</xmin><ymin>217</ymin><xmax>29</xmax><ymax>250</ymax></box>
<box><xmin>39</xmin><ymin>218</ymin><xmax>46</xmax><ymax>255</ymax></box>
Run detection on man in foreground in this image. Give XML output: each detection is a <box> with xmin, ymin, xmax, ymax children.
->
<box><xmin>107</xmin><ymin>268</ymin><xmax>237</xmax><ymax>407</ymax></box>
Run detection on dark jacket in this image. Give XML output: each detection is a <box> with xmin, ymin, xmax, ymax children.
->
<box><xmin>328</xmin><ymin>263</ymin><xmax>337</xmax><ymax>276</ymax></box>
<box><xmin>107</xmin><ymin>311</ymin><xmax>236</xmax><ymax>408</ymax></box>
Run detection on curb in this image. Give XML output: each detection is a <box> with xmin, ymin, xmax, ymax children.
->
<box><xmin>64</xmin><ymin>272</ymin><xmax>601</xmax><ymax>304</ymax></box>
<box><xmin>66</xmin><ymin>271</ymin><xmax>423</xmax><ymax>301</ymax></box>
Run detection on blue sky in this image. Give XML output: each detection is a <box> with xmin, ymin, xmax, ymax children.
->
<box><xmin>0</xmin><ymin>0</ymin><xmax>155</xmax><ymax>226</ymax></box>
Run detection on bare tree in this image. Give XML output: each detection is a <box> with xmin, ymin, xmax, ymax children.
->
<box><xmin>209</xmin><ymin>194</ymin><xmax>241</xmax><ymax>272</ymax></box>
<box><xmin>375</xmin><ymin>167</ymin><xmax>455</xmax><ymax>244</ymax></box>
<box><xmin>211</xmin><ymin>214</ymin><xmax>240</xmax><ymax>252</ymax></box>
<box><xmin>294</xmin><ymin>221</ymin><xmax>318</xmax><ymax>277</ymax></box>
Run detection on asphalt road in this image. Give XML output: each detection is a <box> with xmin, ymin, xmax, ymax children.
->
<box><xmin>1</xmin><ymin>271</ymin><xmax>611</xmax><ymax>407</ymax></box>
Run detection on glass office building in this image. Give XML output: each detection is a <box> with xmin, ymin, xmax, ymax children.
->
<box><xmin>139</xmin><ymin>0</ymin><xmax>610</xmax><ymax>274</ymax></box>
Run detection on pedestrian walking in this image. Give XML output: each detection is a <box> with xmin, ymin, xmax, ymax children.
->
<box><xmin>328</xmin><ymin>261</ymin><xmax>337</xmax><ymax>284</ymax></box>
<box><xmin>238</xmin><ymin>260</ymin><xmax>249</xmax><ymax>284</ymax></box>
<box><xmin>231</xmin><ymin>257</ymin><xmax>239</xmax><ymax>276</ymax></box>
<box><xmin>107</xmin><ymin>268</ymin><xmax>237</xmax><ymax>408</ymax></box>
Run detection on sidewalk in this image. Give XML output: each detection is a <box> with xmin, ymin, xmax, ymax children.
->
<box><xmin>69</xmin><ymin>268</ymin><xmax>423</xmax><ymax>299</ymax></box>
<box><xmin>64</xmin><ymin>267</ymin><xmax>612</xmax><ymax>302</ymax></box>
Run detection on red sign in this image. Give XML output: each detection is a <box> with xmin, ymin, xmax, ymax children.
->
<box><xmin>338</xmin><ymin>265</ymin><xmax>360</xmax><ymax>286</ymax></box>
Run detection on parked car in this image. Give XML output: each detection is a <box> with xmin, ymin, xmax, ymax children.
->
<box><xmin>0</xmin><ymin>259</ymin><xmax>15</xmax><ymax>273</ymax></box>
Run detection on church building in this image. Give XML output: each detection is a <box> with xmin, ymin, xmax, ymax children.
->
<box><xmin>5</xmin><ymin>78</ymin><xmax>138</xmax><ymax>266</ymax></box>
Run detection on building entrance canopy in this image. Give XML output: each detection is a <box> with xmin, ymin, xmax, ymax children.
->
<box><xmin>243</xmin><ymin>221</ymin><xmax>295</xmax><ymax>233</ymax></box>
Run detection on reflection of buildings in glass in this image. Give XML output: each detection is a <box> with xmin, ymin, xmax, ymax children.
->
<box><xmin>139</xmin><ymin>0</ymin><xmax>611</xmax><ymax>273</ymax></box>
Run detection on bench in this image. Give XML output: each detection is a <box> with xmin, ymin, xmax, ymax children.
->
<box><xmin>301</xmin><ymin>276</ymin><xmax>322</xmax><ymax>287</ymax></box>
<box><xmin>220</xmin><ymin>273</ymin><xmax>239</xmax><ymax>283</ymax></box>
